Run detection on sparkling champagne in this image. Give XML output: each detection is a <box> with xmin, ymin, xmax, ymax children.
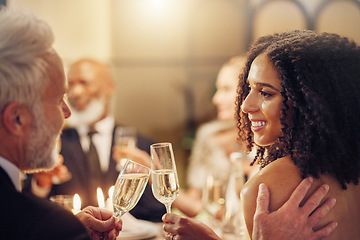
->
<box><xmin>116</xmin><ymin>137</ymin><xmax>136</xmax><ymax>162</ymax></box>
<box><xmin>112</xmin><ymin>173</ymin><xmax>148</xmax><ymax>216</ymax></box>
<box><xmin>152</xmin><ymin>169</ymin><xmax>179</xmax><ymax>204</ymax></box>
<box><xmin>116</xmin><ymin>137</ymin><xmax>136</xmax><ymax>149</ymax></box>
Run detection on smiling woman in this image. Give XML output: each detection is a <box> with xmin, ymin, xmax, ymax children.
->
<box><xmin>241</xmin><ymin>52</ymin><xmax>284</xmax><ymax>147</ymax></box>
<box><xmin>236</xmin><ymin>30</ymin><xmax>360</xmax><ymax>240</ymax></box>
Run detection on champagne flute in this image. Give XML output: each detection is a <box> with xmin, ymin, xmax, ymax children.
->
<box><xmin>112</xmin><ymin>159</ymin><xmax>150</xmax><ymax>218</ymax></box>
<box><xmin>114</xmin><ymin>126</ymin><xmax>137</xmax><ymax>168</ymax></box>
<box><xmin>203</xmin><ymin>174</ymin><xmax>226</xmax><ymax>217</ymax></box>
<box><xmin>150</xmin><ymin>142</ymin><xmax>179</xmax><ymax>213</ymax></box>
<box><xmin>202</xmin><ymin>173</ymin><xmax>226</xmax><ymax>234</ymax></box>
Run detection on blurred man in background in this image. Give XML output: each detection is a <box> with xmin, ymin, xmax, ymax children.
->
<box><xmin>29</xmin><ymin>58</ymin><xmax>166</xmax><ymax>222</ymax></box>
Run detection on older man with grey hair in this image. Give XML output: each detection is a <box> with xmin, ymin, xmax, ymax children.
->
<box><xmin>0</xmin><ymin>7</ymin><xmax>121</xmax><ymax>240</ymax></box>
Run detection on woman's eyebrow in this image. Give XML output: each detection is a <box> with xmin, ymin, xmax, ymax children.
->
<box><xmin>254</xmin><ymin>81</ymin><xmax>280</xmax><ymax>92</ymax></box>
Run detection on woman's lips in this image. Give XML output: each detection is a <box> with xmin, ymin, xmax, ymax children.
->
<box><xmin>251</xmin><ymin>120</ymin><xmax>267</xmax><ymax>132</ymax></box>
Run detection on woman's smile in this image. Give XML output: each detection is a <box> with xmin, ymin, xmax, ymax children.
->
<box><xmin>250</xmin><ymin>120</ymin><xmax>267</xmax><ymax>132</ymax></box>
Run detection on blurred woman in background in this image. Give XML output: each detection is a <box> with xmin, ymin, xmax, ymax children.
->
<box><xmin>113</xmin><ymin>55</ymin><xmax>255</xmax><ymax>217</ymax></box>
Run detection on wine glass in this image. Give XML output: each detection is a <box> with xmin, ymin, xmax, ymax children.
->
<box><xmin>114</xmin><ymin>126</ymin><xmax>137</xmax><ymax>167</ymax></box>
<box><xmin>150</xmin><ymin>142</ymin><xmax>179</xmax><ymax>214</ymax></box>
<box><xmin>203</xmin><ymin>174</ymin><xmax>226</xmax><ymax>216</ymax></box>
<box><xmin>202</xmin><ymin>173</ymin><xmax>227</xmax><ymax>234</ymax></box>
<box><xmin>112</xmin><ymin>159</ymin><xmax>150</xmax><ymax>218</ymax></box>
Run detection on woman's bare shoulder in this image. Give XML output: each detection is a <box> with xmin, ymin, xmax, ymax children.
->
<box><xmin>241</xmin><ymin>156</ymin><xmax>303</xmax><ymax>234</ymax></box>
<box><xmin>243</xmin><ymin>156</ymin><xmax>302</xmax><ymax>204</ymax></box>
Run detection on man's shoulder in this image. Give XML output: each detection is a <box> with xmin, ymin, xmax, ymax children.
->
<box><xmin>0</xmin><ymin>190</ymin><xmax>89</xmax><ymax>240</ymax></box>
<box><xmin>16</xmin><ymin>194</ymin><xmax>77</xmax><ymax>221</ymax></box>
<box><xmin>137</xmin><ymin>133</ymin><xmax>153</xmax><ymax>143</ymax></box>
<box><xmin>61</xmin><ymin>127</ymin><xmax>79</xmax><ymax>137</ymax></box>
<box><xmin>60</xmin><ymin>128</ymin><xmax>82</xmax><ymax>148</ymax></box>
<box><xmin>25</xmin><ymin>194</ymin><xmax>90</xmax><ymax>239</ymax></box>
<box><xmin>136</xmin><ymin>133</ymin><xmax>154</xmax><ymax>153</ymax></box>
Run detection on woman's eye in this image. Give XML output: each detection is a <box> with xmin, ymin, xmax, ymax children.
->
<box><xmin>260</xmin><ymin>90</ymin><xmax>273</xmax><ymax>98</ymax></box>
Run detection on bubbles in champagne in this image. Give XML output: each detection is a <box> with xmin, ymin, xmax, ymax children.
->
<box><xmin>152</xmin><ymin>169</ymin><xmax>179</xmax><ymax>204</ymax></box>
<box><xmin>112</xmin><ymin>173</ymin><xmax>149</xmax><ymax>216</ymax></box>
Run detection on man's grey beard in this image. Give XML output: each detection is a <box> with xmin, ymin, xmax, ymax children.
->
<box><xmin>24</xmin><ymin>104</ymin><xmax>59</xmax><ymax>172</ymax></box>
<box><xmin>66</xmin><ymin>98</ymin><xmax>105</xmax><ymax>128</ymax></box>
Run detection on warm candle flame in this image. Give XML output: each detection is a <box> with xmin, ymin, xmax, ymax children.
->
<box><xmin>97</xmin><ymin>187</ymin><xmax>105</xmax><ymax>208</ymax></box>
<box><xmin>73</xmin><ymin>194</ymin><xmax>81</xmax><ymax>210</ymax></box>
<box><xmin>108</xmin><ymin>186</ymin><xmax>114</xmax><ymax>202</ymax></box>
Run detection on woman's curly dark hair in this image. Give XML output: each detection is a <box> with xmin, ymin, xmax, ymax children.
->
<box><xmin>235</xmin><ymin>30</ymin><xmax>360</xmax><ymax>189</ymax></box>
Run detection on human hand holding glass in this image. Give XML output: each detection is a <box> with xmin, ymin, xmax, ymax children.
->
<box><xmin>150</xmin><ymin>142</ymin><xmax>179</xmax><ymax>213</ymax></box>
<box><xmin>112</xmin><ymin>159</ymin><xmax>150</xmax><ymax>218</ymax></box>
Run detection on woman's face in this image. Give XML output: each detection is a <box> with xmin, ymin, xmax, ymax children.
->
<box><xmin>241</xmin><ymin>53</ymin><xmax>284</xmax><ymax>147</ymax></box>
<box><xmin>212</xmin><ymin>64</ymin><xmax>239</xmax><ymax>121</ymax></box>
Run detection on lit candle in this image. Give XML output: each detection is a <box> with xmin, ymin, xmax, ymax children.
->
<box><xmin>97</xmin><ymin>187</ymin><xmax>105</xmax><ymax>208</ymax></box>
<box><xmin>72</xmin><ymin>193</ymin><xmax>81</xmax><ymax>215</ymax></box>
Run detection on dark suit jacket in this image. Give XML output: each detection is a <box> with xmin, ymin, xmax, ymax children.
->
<box><xmin>0</xmin><ymin>167</ymin><xmax>90</xmax><ymax>240</ymax></box>
<box><xmin>52</xmin><ymin>127</ymin><xmax>165</xmax><ymax>222</ymax></box>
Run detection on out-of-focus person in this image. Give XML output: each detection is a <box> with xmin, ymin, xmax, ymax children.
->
<box><xmin>0</xmin><ymin>7</ymin><xmax>121</xmax><ymax>240</ymax></box>
<box><xmin>176</xmin><ymin>55</ymin><xmax>256</xmax><ymax>217</ymax></box>
<box><xmin>112</xmin><ymin>55</ymin><xmax>256</xmax><ymax>218</ymax></box>
<box><xmin>27</xmin><ymin>58</ymin><xmax>166</xmax><ymax>222</ymax></box>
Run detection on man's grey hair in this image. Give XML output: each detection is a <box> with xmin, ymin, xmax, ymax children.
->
<box><xmin>0</xmin><ymin>7</ymin><xmax>54</xmax><ymax>113</ymax></box>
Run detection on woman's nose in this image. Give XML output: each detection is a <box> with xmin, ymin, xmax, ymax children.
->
<box><xmin>212</xmin><ymin>91</ymin><xmax>220</xmax><ymax>105</ymax></box>
<box><xmin>241</xmin><ymin>92</ymin><xmax>257</xmax><ymax>114</ymax></box>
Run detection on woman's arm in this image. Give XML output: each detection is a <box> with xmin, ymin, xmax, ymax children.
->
<box><xmin>172</xmin><ymin>187</ymin><xmax>203</xmax><ymax>217</ymax></box>
<box><xmin>162</xmin><ymin>213</ymin><xmax>221</xmax><ymax>240</ymax></box>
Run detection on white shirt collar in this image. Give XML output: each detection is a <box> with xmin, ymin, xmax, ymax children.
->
<box><xmin>76</xmin><ymin>116</ymin><xmax>115</xmax><ymax>172</ymax></box>
<box><xmin>76</xmin><ymin>116</ymin><xmax>115</xmax><ymax>140</ymax></box>
<box><xmin>93</xmin><ymin>115</ymin><xmax>115</xmax><ymax>136</ymax></box>
<box><xmin>0</xmin><ymin>156</ymin><xmax>22</xmax><ymax>192</ymax></box>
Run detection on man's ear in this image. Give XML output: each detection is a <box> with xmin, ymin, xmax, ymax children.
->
<box><xmin>1</xmin><ymin>102</ymin><xmax>31</xmax><ymax>136</ymax></box>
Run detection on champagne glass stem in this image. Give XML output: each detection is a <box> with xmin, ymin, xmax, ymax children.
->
<box><xmin>165</xmin><ymin>203</ymin><xmax>172</xmax><ymax>213</ymax></box>
<box><xmin>113</xmin><ymin>211</ymin><xmax>125</xmax><ymax>219</ymax></box>
<box><xmin>164</xmin><ymin>204</ymin><xmax>174</xmax><ymax>239</ymax></box>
